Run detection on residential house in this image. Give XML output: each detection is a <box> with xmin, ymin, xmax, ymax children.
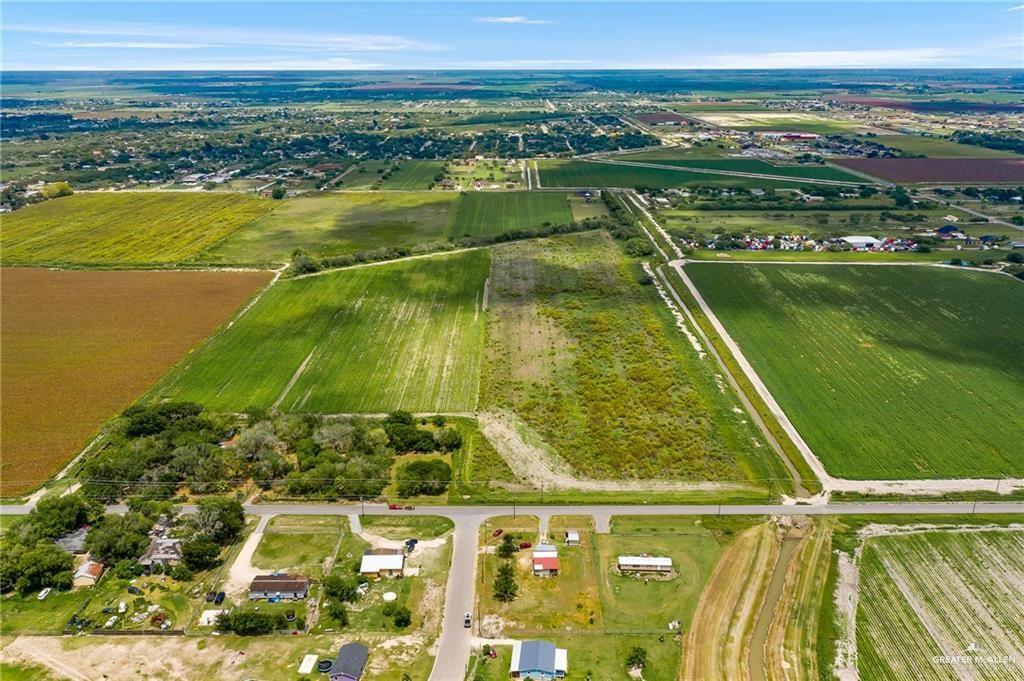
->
<box><xmin>55</xmin><ymin>527</ymin><xmax>90</xmax><ymax>555</ymax></box>
<box><xmin>510</xmin><ymin>640</ymin><xmax>568</xmax><ymax>680</ymax></box>
<box><xmin>329</xmin><ymin>642</ymin><xmax>369</xmax><ymax>681</ymax></box>
<box><xmin>618</xmin><ymin>555</ymin><xmax>674</xmax><ymax>573</ymax></box>
<box><xmin>249</xmin><ymin>574</ymin><xmax>310</xmax><ymax>601</ymax></box>
<box><xmin>139</xmin><ymin>538</ymin><xmax>183</xmax><ymax>567</ymax></box>
<box><xmin>532</xmin><ymin>544</ymin><xmax>559</xmax><ymax>577</ymax></box>
<box><xmin>359</xmin><ymin>549</ymin><xmax>405</xmax><ymax>578</ymax></box>
<box><xmin>73</xmin><ymin>560</ymin><xmax>104</xmax><ymax>588</ymax></box>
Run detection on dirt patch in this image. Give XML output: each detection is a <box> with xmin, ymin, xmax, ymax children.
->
<box><xmin>834</xmin><ymin>157</ymin><xmax>1024</xmax><ymax>183</ymax></box>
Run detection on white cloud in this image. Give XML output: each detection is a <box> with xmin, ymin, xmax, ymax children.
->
<box><xmin>474</xmin><ymin>16</ymin><xmax>553</xmax><ymax>25</ymax></box>
<box><xmin>41</xmin><ymin>41</ymin><xmax>216</xmax><ymax>50</ymax></box>
<box><xmin>459</xmin><ymin>58</ymin><xmax>592</xmax><ymax>68</ymax></box>
<box><xmin>1</xmin><ymin>55</ymin><xmax>384</xmax><ymax>71</ymax></box>
<box><xmin>6</xmin><ymin>22</ymin><xmax>443</xmax><ymax>52</ymax></box>
<box><xmin>693</xmin><ymin>47</ymin><xmax>963</xmax><ymax>69</ymax></box>
<box><xmin>1008</xmin><ymin>4</ymin><xmax>1024</xmax><ymax>10</ymax></box>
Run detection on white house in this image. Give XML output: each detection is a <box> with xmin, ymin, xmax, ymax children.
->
<box><xmin>841</xmin><ymin>236</ymin><xmax>882</xmax><ymax>249</ymax></box>
<box><xmin>618</xmin><ymin>555</ymin><xmax>673</xmax><ymax>573</ymax></box>
<box><xmin>360</xmin><ymin>549</ymin><xmax>405</xmax><ymax>578</ymax></box>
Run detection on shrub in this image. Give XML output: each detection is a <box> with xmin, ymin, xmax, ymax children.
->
<box><xmin>396</xmin><ymin>459</ymin><xmax>452</xmax><ymax>497</ymax></box>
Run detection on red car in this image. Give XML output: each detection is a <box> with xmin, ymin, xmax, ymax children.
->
<box><xmin>492</xmin><ymin>529</ymin><xmax>503</xmax><ymax>538</ymax></box>
<box><xmin>519</xmin><ymin>542</ymin><xmax>532</xmax><ymax>550</ymax></box>
<box><xmin>388</xmin><ymin>503</ymin><xmax>401</xmax><ymax>510</ymax></box>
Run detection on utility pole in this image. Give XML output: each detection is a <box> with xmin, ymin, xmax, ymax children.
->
<box><xmin>360</xmin><ymin>496</ymin><xmax>365</xmax><ymax>516</ymax></box>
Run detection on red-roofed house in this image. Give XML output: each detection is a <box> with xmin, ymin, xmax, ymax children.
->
<box><xmin>532</xmin><ymin>544</ymin><xmax>559</xmax><ymax>577</ymax></box>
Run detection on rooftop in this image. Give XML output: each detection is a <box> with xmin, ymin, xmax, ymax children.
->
<box><xmin>333</xmin><ymin>642</ymin><xmax>369</xmax><ymax>679</ymax></box>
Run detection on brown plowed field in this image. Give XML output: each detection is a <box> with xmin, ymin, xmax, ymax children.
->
<box><xmin>833</xmin><ymin>157</ymin><xmax>1024</xmax><ymax>183</ymax></box>
<box><xmin>0</xmin><ymin>268</ymin><xmax>272</xmax><ymax>496</ymax></box>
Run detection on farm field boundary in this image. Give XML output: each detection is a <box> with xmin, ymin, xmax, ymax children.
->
<box><xmin>591</xmin><ymin>158</ymin><xmax>874</xmax><ymax>187</ymax></box>
<box><xmin>677</xmin><ymin>261</ymin><xmax>1024</xmax><ymax>493</ymax></box>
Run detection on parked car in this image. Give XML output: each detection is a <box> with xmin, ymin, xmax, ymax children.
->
<box><xmin>37</xmin><ymin>588</ymin><xmax>51</xmax><ymax>601</ymax></box>
<box><xmin>463</xmin><ymin>612</ymin><xmax>472</xmax><ymax>628</ymax></box>
<box><xmin>519</xmin><ymin>542</ymin><xmax>532</xmax><ymax>550</ymax></box>
<box><xmin>492</xmin><ymin>529</ymin><xmax>503</xmax><ymax>538</ymax></box>
<box><xmin>205</xmin><ymin>591</ymin><xmax>216</xmax><ymax>602</ymax></box>
<box><xmin>127</xmin><ymin>586</ymin><xmax>142</xmax><ymax>595</ymax></box>
<box><xmin>213</xmin><ymin>591</ymin><xmax>226</xmax><ymax>605</ymax></box>
<box><xmin>404</xmin><ymin>538</ymin><xmax>418</xmax><ymax>552</ymax></box>
<box><xmin>388</xmin><ymin>503</ymin><xmax>401</xmax><ymax>510</ymax></box>
<box><xmin>403</xmin><ymin>505</ymin><xmax>415</xmax><ymax>510</ymax></box>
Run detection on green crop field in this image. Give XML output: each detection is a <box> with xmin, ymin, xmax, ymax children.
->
<box><xmin>857</xmin><ymin>529</ymin><xmax>1024</xmax><ymax>680</ymax></box>
<box><xmin>686</xmin><ymin>264</ymin><xmax>1024</xmax><ymax>479</ymax></box>
<box><xmin>200</xmin><ymin>191</ymin><xmax>458</xmax><ymax>263</ymax></box>
<box><xmin>537</xmin><ymin>159</ymin><xmax>835</xmax><ymax>190</ymax></box>
<box><xmin>859</xmin><ymin>134</ymin><xmax>1021</xmax><ymax>158</ymax></box>
<box><xmin>0</xmin><ymin>192</ymin><xmax>274</xmax><ymax>264</ymax></box>
<box><xmin>151</xmin><ymin>249</ymin><xmax>490</xmax><ymax>412</ymax></box>
<box><xmin>450</xmin><ymin>191</ymin><xmax>573</xmax><ymax>238</ymax></box>
<box><xmin>480</xmin><ymin>232</ymin><xmax>786</xmax><ymax>484</ymax></box>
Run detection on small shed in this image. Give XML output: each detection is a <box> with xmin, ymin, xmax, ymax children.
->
<box><xmin>618</xmin><ymin>555</ymin><xmax>673</xmax><ymax>573</ymax></box>
<box><xmin>564</xmin><ymin>531</ymin><xmax>580</xmax><ymax>546</ymax></box>
<box><xmin>360</xmin><ymin>549</ymin><xmax>405</xmax><ymax>578</ymax></box>
<box><xmin>249</xmin><ymin>574</ymin><xmax>309</xmax><ymax>601</ymax></box>
<box><xmin>329</xmin><ymin>642</ymin><xmax>369</xmax><ymax>681</ymax></box>
<box><xmin>73</xmin><ymin>560</ymin><xmax>104</xmax><ymax>588</ymax></box>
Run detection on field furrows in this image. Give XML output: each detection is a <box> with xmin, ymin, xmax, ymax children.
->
<box><xmin>858</xmin><ymin>530</ymin><xmax>1024</xmax><ymax>681</ymax></box>
<box><xmin>152</xmin><ymin>249</ymin><xmax>489</xmax><ymax>412</ymax></box>
<box><xmin>683</xmin><ymin>522</ymin><xmax>781</xmax><ymax>681</ymax></box>
<box><xmin>686</xmin><ymin>264</ymin><xmax>1024</xmax><ymax>479</ymax></box>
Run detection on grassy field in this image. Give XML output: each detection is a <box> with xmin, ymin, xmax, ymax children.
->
<box><xmin>0</xmin><ymin>634</ymin><xmax>437</xmax><ymax>681</ymax></box>
<box><xmin>151</xmin><ymin>249</ymin><xmax>489</xmax><ymax>413</ymax></box>
<box><xmin>479</xmin><ymin>232</ymin><xmax>785</xmax><ymax>484</ymax></box>
<box><xmin>450</xmin><ymin>192</ymin><xmax>573</xmax><ymax>238</ymax></box>
<box><xmin>537</xmin><ymin>159</ymin><xmax>833</xmax><ymax>190</ymax></box>
<box><xmin>251</xmin><ymin>516</ymin><xmax>345</xmax><ymax>579</ymax></box>
<box><xmin>686</xmin><ymin>264</ymin><xmax>1024</xmax><ymax>479</ymax></box>
<box><xmin>857</xmin><ymin>529</ymin><xmax>1024</xmax><ymax>681</ymax></box>
<box><xmin>0</xmin><ymin>268</ymin><xmax>271</xmax><ymax>497</ymax></box>
<box><xmin>341</xmin><ymin>160</ymin><xmax>445</xmax><ymax>190</ymax></box>
<box><xmin>859</xmin><ymin>134</ymin><xmax>1021</xmax><ymax>158</ymax></box>
<box><xmin>200</xmin><ymin>192</ymin><xmax>458</xmax><ymax>263</ymax></box>
<box><xmin>360</xmin><ymin>515</ymin><xmax>454</xmax><ymax>539</ymax></box>
<box><xmin>1</xmin><ymin>192</ymin><xmax>274</xmax><ymax>264</ymax></box>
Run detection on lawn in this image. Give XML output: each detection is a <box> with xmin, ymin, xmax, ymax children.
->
<box><xmin>150</xmin><ymin>249</ymin><xmax>490</xmax><ymax>412</ymax></box>
<box><xmin>857</xmin><ymin>529</ymin><xmax>1024</xmax><ymax>681</ymax></box>
<box><xmin>252</xmin><ymin>516</ymin><xmax>345</xmax><ymax>579</ymax></box>
<box><xmin>0</xmin><ymin>192</ymin><xmax>274</xmax><ymax>264</ymax></box>
<box><xmin>686</xmin><ymin>263</ymin><xmax>1024</xmax><ymax>479</ymax></box>
<box><xmin>360</xmin><ymin>515</ymin><xmax>454</xmax><ymax>540</ymax></box>
<box><xmin>450</xmin><ymin>191</ymin><xmax>573</xmax><ymax>238</ymax></box>
<box><xmin>200</xmin><ymin>191</ymin><xmax>458</xmax><ymax>263</ymax></box>
<box><xmin>537</xmin><ymin>159</ymin><xmax>832</xmax><ymax>190</ymax></box>
<box><xmin>0</xmin><ymin>268</ymin><xmax>271</xmax><ymax>497</ymax></box>
<box><xmin>479</xmin><ymin>232</ymin><xmax>786</xmax><ymax>484</ymax></box>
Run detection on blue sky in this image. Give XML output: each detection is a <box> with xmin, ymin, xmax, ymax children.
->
<box><xmin>3</xmin><ymin>2</ymin><xmax>1022</xmax><ymax>70</ymax></box>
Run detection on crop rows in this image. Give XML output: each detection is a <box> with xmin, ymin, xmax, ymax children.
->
<box><xmin>687</xmin><ymin>264</ymin><xmax>1024</xmax><ymax>479</ymax></box>
<box><xmin>152</xmin><ymin>250</ymin><xmax>490</xmax><ymax>413</ymax></box>
<box><xmin>1</xmin><ymin>192</ymin><xmax>274</xmax><ymax>264</ymax></box>
<box><xmin>450</xmin><ymin>191</ymin><xmax>573</xmax><ymax>238</ymax></box>
<box><xmin>858</xmin><ymin>530</ymin><xmax>1024</xmax><ymax>680</ymax></box>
